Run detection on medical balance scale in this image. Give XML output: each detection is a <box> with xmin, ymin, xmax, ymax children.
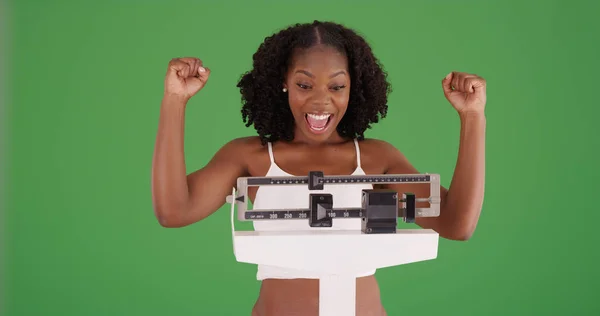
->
<box><xmin>225</xmin><ymin>171</ymin><xmax>441</xmax><ymax>316</ymax></box>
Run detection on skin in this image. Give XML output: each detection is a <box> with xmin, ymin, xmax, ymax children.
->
<box><xmin>152</xmin><ymin>45</ymin><xmax>486</xmax><ymax>315</ymax></box>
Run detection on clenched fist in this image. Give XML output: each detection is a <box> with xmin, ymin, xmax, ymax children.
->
<box><xmin>164</xmin><ymin>57</ymin><xmax>211</xmax><ymax>102</ymax></box>
<box><xmin>442</xmin><ymin>71</ymin><xmax>486</xmax><ymax>115</ymax></box>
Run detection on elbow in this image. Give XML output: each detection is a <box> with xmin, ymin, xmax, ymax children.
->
<box><xmin>153</xmin><ymin>205</ymin><xmax>188</xmax><ymax>228</ymax></box>
<box><xmin>438</xmin><ymin>201</ymin><xmax>481</xmax><ymax>241</ymax></box>
<box><xmin>445</xmin><ymin>228</ymin><xmax>475</xmax><ymax>241</ymax></box>
<box><xmin>156</xmin><ymin>214</ymin><xmax>185</xmax><ymax>228</ymax></box>
<box><xmin>437</xmin><ymin>224</ymin><xmax>474</xmax><ymax>241</ymax></box>
<box><xmin>438</xmin><ymin>216</ymin><xmax>479</xmax><ymax>241</ymax></box>
<box><xmin>429</xmin><ymin>222</ymin><xmax>475</xmax><ymax>241</ymax></box>
<box><xmin>443</xmin><ymin>219</ymin><xmax>478</xmax><ymax>241</ymax></box>
<box><xmin>151</xmin><ymin>192</ymin><xmax>194</xmax><ymax>228</ymax></box>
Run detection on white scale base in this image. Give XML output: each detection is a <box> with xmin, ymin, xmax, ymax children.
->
<box><xmin>234</xmin><ymin>229</ymin><xmax>439</xmax><ymax>315</ymax></box>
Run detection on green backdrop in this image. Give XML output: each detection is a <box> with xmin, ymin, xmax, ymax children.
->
<box><xmin>4</xmin><ymin>0</ymin><xmax>599</xmax><ymax>315</ymax></box>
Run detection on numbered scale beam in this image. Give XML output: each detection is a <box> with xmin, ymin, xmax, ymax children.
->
<box><xmin>228</xmin><ymin>171</ymin><xmax>441</xmax><ymax>233</ymax></box>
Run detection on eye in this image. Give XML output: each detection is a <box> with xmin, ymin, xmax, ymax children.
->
<box><xmin>296</xmin><ymin>83</ymin><xmax>311</xmax><ymax>89</ymax></box>
<box><xmin>331</xmin><ymin>85</ymin><xmax>346</xmax><ymax>91</ymax></box>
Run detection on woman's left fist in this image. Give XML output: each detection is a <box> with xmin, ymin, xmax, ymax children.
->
<box><xmin>442</xmin><ymin>71</ymin><xmax>486</xmax><ymax>115</ymax></box>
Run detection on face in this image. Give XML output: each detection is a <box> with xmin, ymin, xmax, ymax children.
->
<box><xmin>283</xmin><ymin>44</ymin><xmax>351</xmax><ymax>144</ymax></box>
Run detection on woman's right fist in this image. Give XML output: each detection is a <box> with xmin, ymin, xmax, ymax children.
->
<box><xmin>164</xmin><ymin>57</ymin><xmax>211</xmax><ymax>101</ymax></box>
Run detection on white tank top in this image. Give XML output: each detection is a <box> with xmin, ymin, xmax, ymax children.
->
<box><xmin>252</xmin><ymin>139</ymin><xmax>377</xmax><ymax>280</ymax></box>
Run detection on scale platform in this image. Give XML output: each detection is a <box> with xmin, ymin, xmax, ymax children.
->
<box><xmin>233</xmin><ymin>229</ymin><xmax>438</xmax><ymax>315</ymax></box>
<box><xmin>226</xmin><ymin>172</ymin><xmax>441</xmax><ymax>316</ymax></box>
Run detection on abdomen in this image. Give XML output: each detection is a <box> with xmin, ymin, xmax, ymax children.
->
<box><xmin>252</xmin><ymin>276</ymin><xmax>387</xmax><ymax>316</ymax></box>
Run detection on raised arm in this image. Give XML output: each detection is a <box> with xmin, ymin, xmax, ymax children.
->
<box><xmin>382</xmin><ymin>71</ymin><xmax>486</xmax><ymax>240</ymax></box>
<box><xmin>151</xmin><ymin>57</ymin><xmax>247</xmax><ymax>228</ymax></box>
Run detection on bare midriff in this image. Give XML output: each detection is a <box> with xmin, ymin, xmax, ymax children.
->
<box><xmin>251</xmin><ymin>275</ymin><xmax>387</xmax><ymax>316</ymax></box>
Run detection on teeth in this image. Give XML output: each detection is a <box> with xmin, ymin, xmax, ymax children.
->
<box><xmin>307</xmin><ymin>113</ymin><xmax>331</xmax><ymax>120</ymax></box>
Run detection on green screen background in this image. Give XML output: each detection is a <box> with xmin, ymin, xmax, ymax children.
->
<box><xmin>4</xmin><ymin>0</ymin><xmax>599</xmax><ymax>315</ymax></box>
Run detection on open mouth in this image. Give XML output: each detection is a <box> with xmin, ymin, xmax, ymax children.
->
<box><xmin>305</xmin><ymin>113</ymin><xmax>333</xmax><ymax>134</ymax></box>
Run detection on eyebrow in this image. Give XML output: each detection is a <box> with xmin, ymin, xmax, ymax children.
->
<box><xmin>295</xmin><ymin>70</ymin><xmax>347</xmax><ymax>78</ymax></box>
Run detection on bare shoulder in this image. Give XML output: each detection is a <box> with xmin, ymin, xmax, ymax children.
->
<box><xmin>359</xmin><ymin>138</ymin><xmax>400</xmax><ymax>153</ymax></box>
<box><xmin>215</xmin><ymin>136</ymin><xmax>264</xmax><ymax>156</ymax></box>
<box><xmin>358</xmin><ymin>138</ymin><xmax>416</xmax><ymax>173</ymax></box>
<box><xmin>221</xmin><ymin>135</ymin><xmax>263</xmax><ymax>148</ymax></box>
<box><xmin>357</xmin><ymin>138</ymin><xmax>404</xmax><ymax>161</ymax></box>
<box><xmin>211</xmin><ymin>136</ymin><xmax>268</xmax><ymax>173</ymax></box>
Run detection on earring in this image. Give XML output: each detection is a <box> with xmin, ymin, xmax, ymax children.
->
<box><xmin>283</xmin><ymin>88</ymin><xmax>287</xmax><ymax>92</ymax></box>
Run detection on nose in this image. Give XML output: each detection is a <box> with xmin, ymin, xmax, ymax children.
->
<box><xmin>310</xmin><ymin>88</ymin><xmax>331</xmax><ymax>106</ymax></box>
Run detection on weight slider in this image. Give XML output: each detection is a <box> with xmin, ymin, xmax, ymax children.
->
<box><xmin>402</xmin><ymin>193</ymin><xmax>416</xmax><ymax>223</ymax></box>
<box><xmin>308</xmin><ymin>171</ymin><xmax>324</xmax><ymax>190</ymax></box>
<box><xmin>361</xmin><ymin>189</ymin><xmax>399</xmax><ymax>234</ymax></box>
<box><xmin>309</xmin><ymin>193</ymin><xmax>333</xmax><ymax>227</ymax></box>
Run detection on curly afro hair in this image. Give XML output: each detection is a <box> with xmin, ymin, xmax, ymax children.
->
<box><xmin>237</xmin><ymin>20</ymin><xmax>392</xmax><ymax>145</ymax></box>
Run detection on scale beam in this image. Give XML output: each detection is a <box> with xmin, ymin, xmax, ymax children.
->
<box><xmin>226</xmin><ymin>171</ymin><xmax>441</xmax><ymax>233</ymax></box>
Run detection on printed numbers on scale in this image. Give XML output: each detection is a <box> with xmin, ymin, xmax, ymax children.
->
<box><xmin>284</xmin><ymin>213</ymin><xmax>292</xmax><ymax>219</ymax></box>
<box><xmin>269</xmin><ymin>213</ymin><xmax>278</xmax><ymax>219</ymax></box>
<box><xmin>299</xmin><ymin>212</ymin><xmax>307</xmax><ymax>219</ymax></box>
<box><xmin>343</xmin><ymin>211</ymin><xmax>350</xmax><ymax>218</ymax></box>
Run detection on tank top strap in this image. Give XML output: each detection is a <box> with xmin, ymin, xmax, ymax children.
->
<box><xmin>267</xmin><ymin>142</ymin><xmax>275</xmax><ymax>163</ymax></box>
<box><xmin>353</xmin><ymin>139</ymin><xmax>362</xmax><ymax>167</ymax></box>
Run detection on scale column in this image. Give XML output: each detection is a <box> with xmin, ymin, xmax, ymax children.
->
<box><xmin>319</xmin><ymin>274</ymin><xmax>356</xmax><ymax>316</ymax></box>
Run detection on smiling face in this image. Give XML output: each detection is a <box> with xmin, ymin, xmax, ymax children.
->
<box><xmin>283</xmin><ymin>44</ymin><xmax>351</xmax><ymax>144</ymax></box>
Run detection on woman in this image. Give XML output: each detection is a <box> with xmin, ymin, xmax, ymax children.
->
<box><xmin>152</xmin><ymin>20</ymin><xmax>486</xmax><ymax>316</ymax></box>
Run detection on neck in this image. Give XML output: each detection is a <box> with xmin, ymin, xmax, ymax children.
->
<box><xmin>290</xmin><ymin>127</ymin><xmax>349</xmax><ymax>146</ymax></box>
